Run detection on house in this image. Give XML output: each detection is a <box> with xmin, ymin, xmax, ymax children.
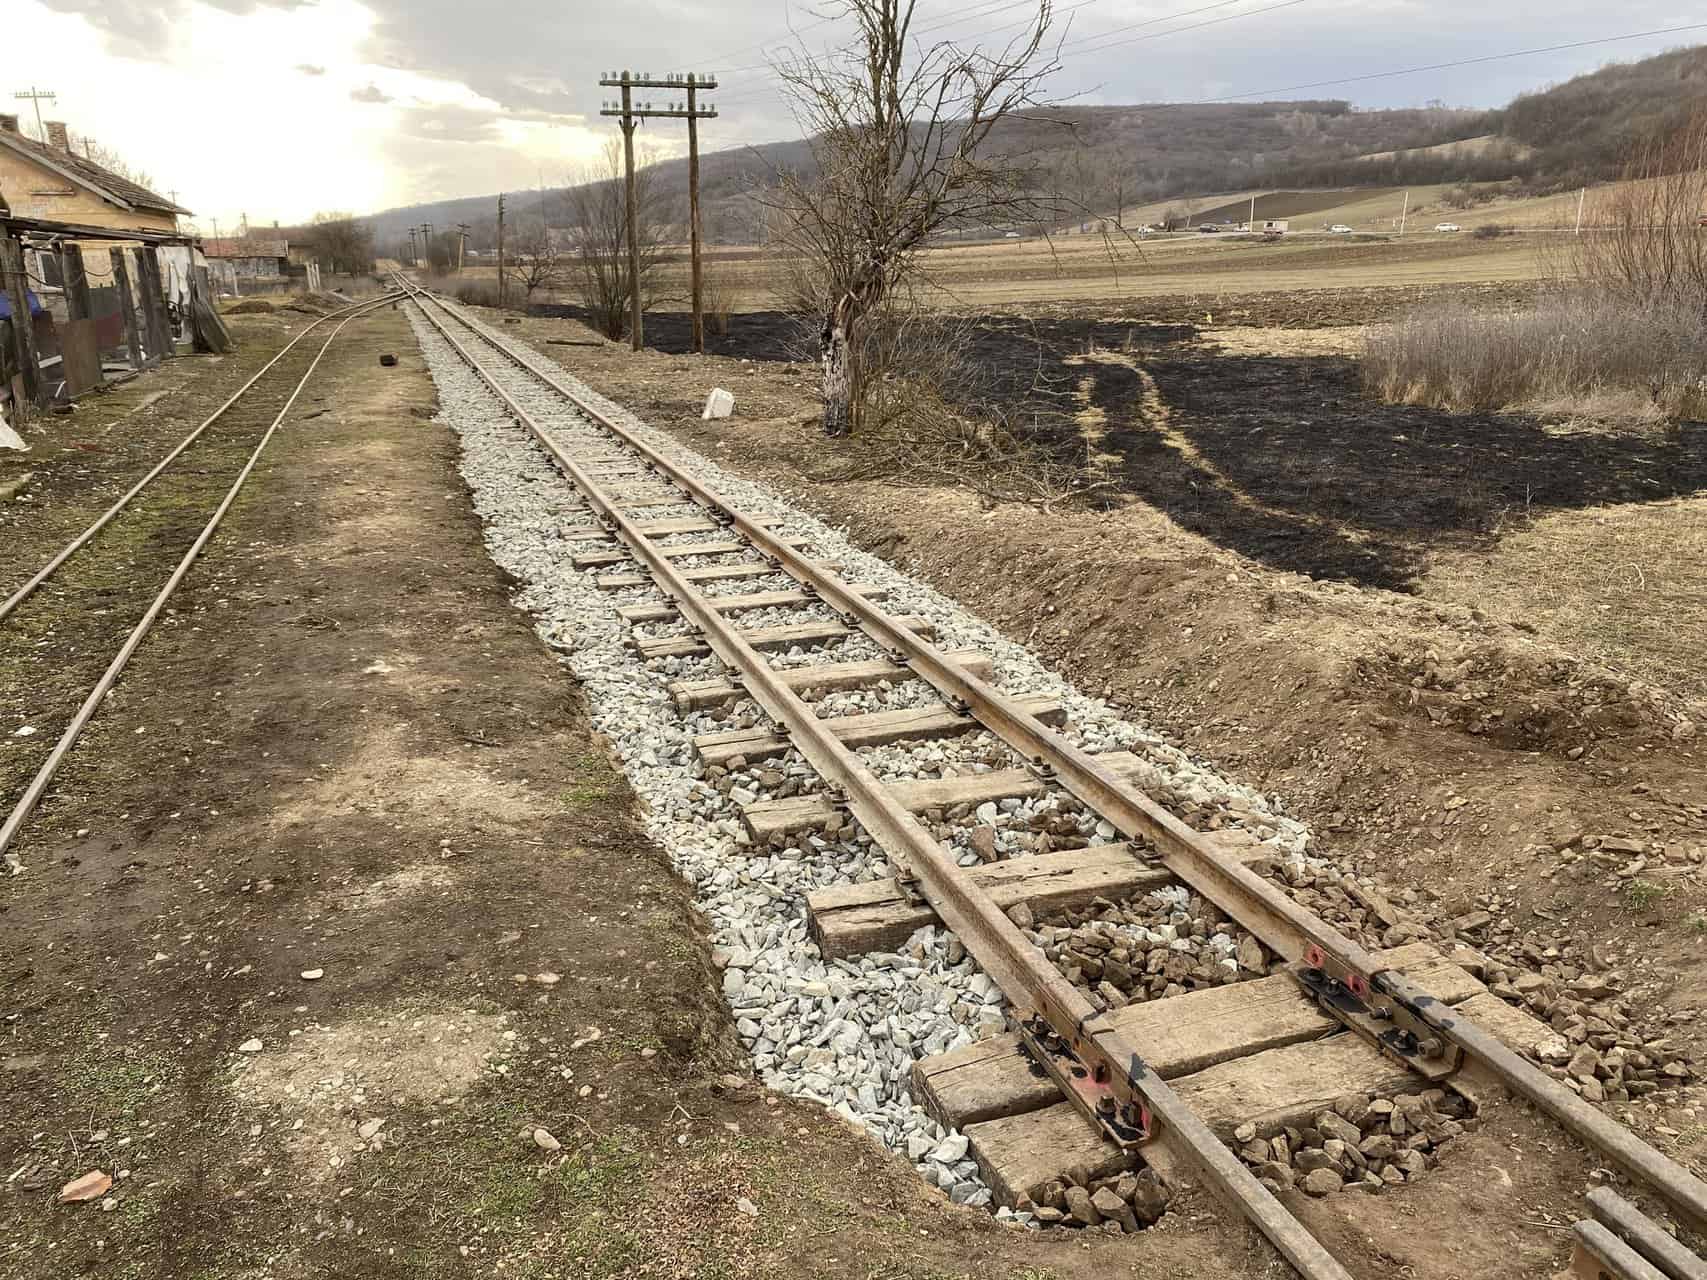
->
<box><xmin>203</xmin><ymin>238</ymin><xmax>290</xmax><ymax>278</ymax></box>
<box><xmin>203</xmin><ymin>237</ymin><xmax>291</xmax><ymax>295</ymax></box>
<box><xmin>0</xmin><ymin>114</ymin><xmax>188</xmax><ymax>233</ymax></box>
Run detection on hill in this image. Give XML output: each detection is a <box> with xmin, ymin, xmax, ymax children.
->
<box><xmin>366</xmin><ymin>43</ymin><xmax>1707</xmax><ymax>250</ymax></box>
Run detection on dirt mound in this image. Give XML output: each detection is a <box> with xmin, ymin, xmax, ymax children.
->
<box><xmin>1356</xmin><ymin>634</ymin><xmax>1701</xmax><ymax>754</ymax></box>
<box><xmin>225</xmin><ymin>298</ymin><xmax>275</xmax><ymax>315</ymax></box>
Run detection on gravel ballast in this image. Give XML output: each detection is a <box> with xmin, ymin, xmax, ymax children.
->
<box><xmin>405</xmin><ymin>300</ymin><xmax>1316</xmax><ymax>1216</ymax></box>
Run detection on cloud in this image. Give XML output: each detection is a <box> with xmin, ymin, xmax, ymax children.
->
<box><xmin>350</xmin><ymin>82</ymin><xmax>394</xmax><ymax>104</ymax></box>
<box><xmin>295</xmin><ymin>63</ymin><xmax>325</xmax><ymax>76</ymax></box>
<box><xmin>33</xmin><ymin>0</ymin><xmax>312</xmax><ymax>56</ymax></box>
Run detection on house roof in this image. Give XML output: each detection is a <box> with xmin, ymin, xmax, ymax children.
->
<box><xmin>0</xmin><ymin>130</ymin><xmax>190</xmax><ymax>216</ymax></box>
<box><xmin>203</xmin><ymin>237</ymin><xmax>289</xmax><ymax>259</ymax></box>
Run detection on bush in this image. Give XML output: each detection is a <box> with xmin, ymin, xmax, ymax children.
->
<box><xmin>1471</xmin><ymin>223</ymin><xmax>1509</xmax><ymax>239</ymax></box>
<box><xmin>451</xmin><ymin>278</ymin><xmax>504</xmax><ymax>309</ymax></box>
<box><xmin>701</xmin><ymin>271</ymin><xmax>737</xmax><ymax>337</ymax></box>
<box><xmin>1362</xmin><ymin>292</ymin><xmax>1707</xmax><ymax>425</ymax></box>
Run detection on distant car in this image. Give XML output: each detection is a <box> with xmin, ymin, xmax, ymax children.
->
<box><xmin>1196</xmin><ymin>224</ymin><xmax>1222</xmax><ymax>233</ymax></box>
<box><xmin>1003</xmin><ymin>231</ymin><xmax>1021</xmax><ymax>238</ymax></box>
<box><xmin>1434</xmin><ymin>222</ymin><xmax>1461</xmax><ymax>232</ymax></box>
<box><xmin>1329</xmin><ymin>224</ymin><xmax>1353</xmax><ymax>234</ymax></box>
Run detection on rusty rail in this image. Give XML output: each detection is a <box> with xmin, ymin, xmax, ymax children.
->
<box><xmin>402</xmin><ymin>276</ymin><xmax>1707</xmax><ymax>1256</ymax></box>
<box><xmin>0</xmin><ymin>291</ymin><xmax>402</xmax><ymax>868</ymax></box>
<box><xmin>402</xmin><ymin>277</ymin><xmax>1358</xmax><ymax>1280</ymax></box>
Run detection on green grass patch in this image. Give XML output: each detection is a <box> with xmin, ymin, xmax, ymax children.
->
<box><xmin>1624</xmin><ymin>879</ymin><xmax>1673</xmax><ymax>911</ymax></box>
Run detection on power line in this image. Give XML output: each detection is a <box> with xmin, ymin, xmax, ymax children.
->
<box><xmin>1191</xmin><ymin>21</ymin><xmax>1707</xmax><ymax>102</ymax></box>
<box><xmin>712</xmin><ymin>0</ymin><xmax>1301</xmax><ymax>106</ymax></box>
<box><xmin>1062</xmin><ymin>0</ymin><xmax>1310</xmax><ymax>56</ymax></box>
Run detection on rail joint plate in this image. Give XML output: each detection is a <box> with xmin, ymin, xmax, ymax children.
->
<box><xmin>1290</xmin><ymin>946</ymin><xmax>1462</xmax><ymax>1081</ymax></box>
<box><xmin>1018</xmin><ymin>1013</ymin><xmax>1153</xmax><ymax>1151</ymax></box>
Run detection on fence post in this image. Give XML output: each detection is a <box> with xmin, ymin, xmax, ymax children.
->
<box><xmin>1</xmin><ymin>234</ymin><xmax>44</xmax><ymax>412</ymax></box>
<box><xmin>109</xmin><ymin>248</ymin><xmax>144</xmax><ymax>370</ymax></box>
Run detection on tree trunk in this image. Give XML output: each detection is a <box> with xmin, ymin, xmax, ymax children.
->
<box><xmin>821</xmin><ymin>279</ymin><xmax>877</xmax><ymax>437</ymax></box>
<box><xmin>821</xmin><ymin>310</ymin><xmax>853</xmax><ymax>436</ymax></box>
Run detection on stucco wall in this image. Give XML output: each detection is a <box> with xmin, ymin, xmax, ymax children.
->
<box><xmin>0</xmin><ymin>146</ymin><xmax>177</xmax><ymax>233</ymax></box>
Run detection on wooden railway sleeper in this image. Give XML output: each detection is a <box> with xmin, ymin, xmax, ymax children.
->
<box><xmin>398</xmin><ymin>280</ymin><xmax>1398</xmax><ymax>1280</ymax></box>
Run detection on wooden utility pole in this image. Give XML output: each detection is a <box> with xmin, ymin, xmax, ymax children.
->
<box><xmin>497</xmin><ymin>194</ymin><xmax>506</xmax><ymax>308</ymax></box>
<box><xmin>599</xmin><ymin>70</ymin><xmax>719</xmax><ymax>353</ymax></box>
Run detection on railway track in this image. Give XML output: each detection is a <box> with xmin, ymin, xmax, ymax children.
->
<box><xmin>0</xmin><ymin>289</ymin><xmax>401</xmax><ymax>867</ymax></box>
<box><xmin>398</xmin><ymin>276</ymin><xmax>1707</xmax><ymax>1279</ymax></box>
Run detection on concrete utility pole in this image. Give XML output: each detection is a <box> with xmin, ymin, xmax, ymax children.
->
<box><xmin>456</xmin><ymin>222</ymin><xmax>471</xmax><ymax>271</ymax></box>
<box><xmin>12</xmin><ymin>86</ymin><xmax>55</xmax><ymax>138</ymax></box>
<box><xmin>1574</xmin><ymin>186</ymin><xmax>1587</xmax><ymax>235</ymax></box>
<box><xmin>1398</xmin><ymin>190</ymin><xmax>1410</xmax><ymax>238</ymax></box>
<box><xmin>497</xmin><ymin>194</ymin><xmax>506</xmax><ymax>308</ymax></box>
<box><xmin>599</xmin><ymin>70</ymin><xmax>720</xmax><ymax>353</ymax></box>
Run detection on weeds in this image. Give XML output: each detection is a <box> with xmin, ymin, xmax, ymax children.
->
<box><xmin>1362</xmin><ymin>291</ymin><xmax>1707</xmax><ymax>425</ymax></box>
<box><xmin>1623</xmin><ymin>879</ymin><xmax>1673</xmax><ymax>911</ymax></box>
<box><xmin>701</xmin><ymin>271</ymin><xmax>737</xmax><ymax>337</ymax></box>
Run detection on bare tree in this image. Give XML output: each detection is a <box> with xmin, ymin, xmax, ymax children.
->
<box><xmin>562</xmin><ymin>139</ymin><xmax>678</xmax><ymax>339</ymax></box>
<box><xmin>304</xmin><ymin>212</ymin><xmax>375</xmax><ymax>274</ymax></box>
<box><xmin>1562</xmin><ymin>105</ymin><xmax>1707</xmax><ymax>313</ymax></box>
<box><xmin>766</xmin><ymin>0</ymin><xmax>1057</xmax><ymax>435</ymax></box>
<box><xmin>69</xmin><ymin>133</ymin><xmax>159</xmax><ymax>192</ymax></box>
<box><xmin>504</xmin><ymin>224</ymin><xmax>566</xmax><ymax>301</ymax></box>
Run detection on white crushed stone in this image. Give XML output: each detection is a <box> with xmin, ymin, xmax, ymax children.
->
<box><xmin>406</xmin><ymin>299</ymin><xmax>1315</xmax><ymax>1216</ymax></box>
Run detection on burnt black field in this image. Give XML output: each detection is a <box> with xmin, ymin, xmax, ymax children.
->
<box><xmin>528</xmin><ymin>300</ymin><xmax>1707</xmax><ymax>593</ymax></box>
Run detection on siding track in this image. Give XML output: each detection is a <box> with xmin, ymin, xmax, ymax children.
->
<box><xmin>0</xmin><ymin>291</ymin><xmax>401</xmax><ymax>866</ymax></box>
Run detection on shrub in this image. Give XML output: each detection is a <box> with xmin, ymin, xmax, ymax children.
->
<box><xmin>701</xmin><ymin>271</ymin><xmax>737</xmax><ymax>338</ymax></box>
<box><xmin>451</xmin><ymin>278</ymin><xmax>504</xmax><ymax>309</ymax></box>
<box><xmin>1362</xmin><ymin>291</ymin><xmax>1707</xmax><ymax>425</ymax></box>
<box><xmin>1471</xmin><ymin>223</ymin><xmax>1509</xmax><ymax>239</ymax></box>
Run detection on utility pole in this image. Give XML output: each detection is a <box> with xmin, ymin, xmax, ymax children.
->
<box><xmin>599</xmin><ymin>70</ymin><xmax>719</xmax><ymax>353</ymax></box>
<box><xmin>1574</xmin><ymin>186</ymin><xmax>1587</xmax><ymax>235</ymax></box>
<box><xmin>456</xmin><ymin>222</ymin><xmax>470</xmax><ymax>272</ymax></box>
<box><xmin>12</xmin><ymin>86</ymin><xmax>55</xmax><ymax>138</ymax></box>
<box><xmin>686</xmin><ymin>71</ymin><xmax>716</xmax><ymax>354</ymax></box>
<box><xmin>496</xmin><ymin>194</ymin><xmax>507</xmax><ymax>309</ymax></box>
<box><xmin>1249</xmin><ymin>192</ymin><xmax>1256</xmax><ymax>231</ymax></box>
<box><xmin>408</xmin><ymin>228</ymin><xmax>418</xmax><ymax>269</ymax></box>
<box><xmin>1398</xmin><ymin>189</ymin><xmax>1409</xmax><ymax>238</ymax></box>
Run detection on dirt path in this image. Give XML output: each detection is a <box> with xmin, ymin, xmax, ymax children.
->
<box><xmin>1</xmin><ymin>308</ymin><xmax>1259</xmax><ymax>1279</ymax></box>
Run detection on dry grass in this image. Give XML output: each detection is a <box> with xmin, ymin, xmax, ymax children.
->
<box><xmin>1424</xmin><ymin>496</ymin><xmax>1707</xmax><ymax>704</ymax></box>
<box><xmin>1362</xmin><ymin>292</ymin><xmax>1707</xmax><ymax>425</ymax></box>
<box><xmin>701</xmin><ymin>270</ymin><xmax>737</xmax><ymax>336</ymax></box>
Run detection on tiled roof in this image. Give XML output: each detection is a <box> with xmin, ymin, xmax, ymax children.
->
<box><xmin>203</xmin><ymin>237</ymin><xmax>290</xmax><ymax>259</ymax></box>
<box><xmin>0</xmin><ymin>130</ymin><xmax>190</xmax><ymax>215</ymax></box>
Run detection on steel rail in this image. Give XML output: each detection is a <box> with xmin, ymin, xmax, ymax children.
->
<box><xmin>402</xmin><ymin>279</ymin><xmax>1357</xmax><ymax>1280</ymax></box>
<box><xmin>0</xmin><ymin>292</ymin><xmax>401</xmax><ymax>868</ymax></box>
<box><xmin>0</xmin><ymin>294</ymin><xmax>399</xmax><ymax>626</ymax></box>
<box><xmin>408</xmin><ymin>281</ymin><xmax>1707</xmax><ymax>1238</ymax></box>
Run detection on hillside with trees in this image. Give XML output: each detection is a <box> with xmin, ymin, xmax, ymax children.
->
<box><xmin>366</xmin><ymin>43</ymin><xmax>1707</xmax><ymax>247</ymax></box>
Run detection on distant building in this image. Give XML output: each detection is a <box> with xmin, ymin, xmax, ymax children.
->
<box><xmin>0</xmin><ymin>114</ymin><xmax>189</xmax><ymax>233</ymax></box>
<box><xmin>203</xmin><ymin>237</ymin><xmax>290</xmax><ymax>294</ymax></box>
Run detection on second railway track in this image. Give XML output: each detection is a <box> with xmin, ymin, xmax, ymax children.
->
<box><xmin>401</xmin><ymin>276</ymin><xmax>1707</xmax><ymax>1279</ymax></box>
<box><xmin>0</xmin><ymin>290</ymin><xmax>401</xmax><ymax>865</ymax></box>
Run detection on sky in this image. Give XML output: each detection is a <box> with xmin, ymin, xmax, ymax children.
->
<box><xmin>9</xmin><ymin>0</ymin><xmax>1705</xmax><ymax>230</ymax></box>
